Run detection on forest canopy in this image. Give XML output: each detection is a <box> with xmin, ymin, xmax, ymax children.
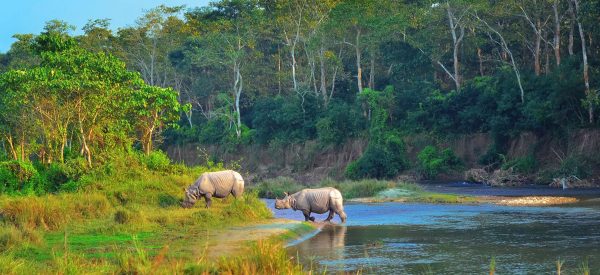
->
<box><xmin>1</xmin><ymin>0</ymin><xmax>599</xmax><ymax>184</ymax></box>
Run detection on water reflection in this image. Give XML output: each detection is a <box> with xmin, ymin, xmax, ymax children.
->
<box><xmin>292</xmin><ymin>225</ymin><xmax>347</xmax><ymax>271</ymax></box>
<box><xmin>279</xmin><ymin>202</ymin><xmax>600</xmax><ymax>274</ymax></box>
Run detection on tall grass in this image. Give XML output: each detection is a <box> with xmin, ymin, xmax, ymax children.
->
<box><xmin>251</xmin><ymin>177</ymin><xmax>307</xmax><ymax>199</ymax></box>
<box><xmin>0</xmin><ymin>193</ymin><xmax>110</xmax><ymax>230</ymax></box>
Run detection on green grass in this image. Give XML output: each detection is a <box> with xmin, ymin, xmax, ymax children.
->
<box><xmin>253</xmin><ymin>177</ymin><xmax>475</xmax><ymax>203</ymax></box>
<box><xmin>0</xmin><ymin>160</ymin><xmax>310</xmax><ymax>274</ymax></box>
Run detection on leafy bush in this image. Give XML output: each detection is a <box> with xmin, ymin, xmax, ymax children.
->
<box><xmin>346</xmin><ymin>132</ymin><xmax>409</xmax><ymax>180</ymax></box>
<box><xmin>417</xmin><ymin>145</ymin><xmax>462</xmax><ymax>179</ymax></box>
<box><xmin>251</xmin><ymin>95</ymin><xmax>320</xmax><ymax>145</ymax></box>
<box><xmin>140</xmin><ymin>150</ymin><xmax>171</xmax><ymax>171</ymax></box>
<box><xmin>0</xmin><ymin>160</ymin><xmax>43</xmax><ymax>194</ymax></box>
<box><xmin>502</xmin><ymin>155</ymin><xmax>536</xmax><ymax>174</ymax></box>
<box><xmin>251</xmin><ymin>177</ymin><xmax>305</xmax><ymax>199</ymax></box>
<box><xmin>324</xmin><ymin>179</ymin><xmax>395</xmax><ymax>199</ymax></box>
<box><xmin>316</xmin><ymin>101</ymin><xmax>365</xmax><ymax>145</ymax></box>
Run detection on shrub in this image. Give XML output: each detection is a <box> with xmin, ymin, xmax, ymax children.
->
<box><xmin>324</xmin><ymin>179</ymin><xmax>396</xmax><ymax>199</ymax></box>
<box><xmin>0</xmin><ymin>160</ymin><xmax>43</xmax><ymax>194</ymax></box>
<box><xmin>251</xmin><ymin>177</ymin><xmax>305</xmax><ymax>199</ymax></box>
<box><xmin>140</xmin><ymin>150</ymin><xmax>171</xmax><ymax>171</ymax></box>
<box><xmin>114</xmin><ymin>209</ymin><xmax>131</xmax><ymax>224</ymax></box>
<box><xmin>417</xmin><ymin>145</ymin><xmax>462</xmax><ymax>179</ymax></box>
<box><xmin>502</xmin><ymin>155</ymin><xmax>536</xmax><ymax>174</ymax></box>
<box><xmin>316</xmin><ymin>101</ymin><xmax>365</xmax><ymax>145</ymax></box>
<box><xmin>345</xmin><ymin>132</ymin><xmax>409</xmax><ymax>180</ymax></box>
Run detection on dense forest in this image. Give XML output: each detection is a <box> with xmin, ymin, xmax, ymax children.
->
<box><xmin>1</xmin><ymin>0</ymin><xmax>600</xmax><ymax>189</ymax></box>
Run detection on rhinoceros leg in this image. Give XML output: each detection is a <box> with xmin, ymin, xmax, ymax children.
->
<box><xmin>302</xmin><ymin>210</ymin><xmax>315</xmax><ymax>222</ymax></box>
<box><xmin>324</xmin><ymin>210</ymin><xmax>334</xmax><ymax>222</ymax></box>
<box><xmin>337</xmin><ymin>210</ymin><xmax>347</xmax><ymax>223</ymax></box>
<box><xmin>204</xmin><ymin>193</ymin><xmax>213</xmax><ymax>208</ymax></box>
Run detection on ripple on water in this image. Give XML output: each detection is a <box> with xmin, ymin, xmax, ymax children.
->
<box><xmin>270</xmin><ymin>200</ymin><xmax>600</xmax><ymax>274</ymax></box>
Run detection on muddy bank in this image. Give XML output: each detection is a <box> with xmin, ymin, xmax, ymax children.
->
<box><xmin>196</xmin><ymin>218</ymin><xmax>315</xmax><ymax>259</ymax></box>
<box><xmin>166</xmin><ymin>129</ymin><xmax>600</xmax><ymax>185</ymax></box>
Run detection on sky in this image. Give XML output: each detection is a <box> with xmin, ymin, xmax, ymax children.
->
<box><xmin>0</xmin><ymin>0</ymin><xmax>211</xmax><ymax>53</ymax></box>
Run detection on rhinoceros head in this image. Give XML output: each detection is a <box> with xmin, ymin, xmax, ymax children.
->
<box><xmin>181</xmin><ymin>188</ymin><xmax>197</xmax><ymax>208</ymax></box>
<box><xmin>274</xmin><ymin>192</ymin><xmax>292</xmax><ymax>209</ymax></box>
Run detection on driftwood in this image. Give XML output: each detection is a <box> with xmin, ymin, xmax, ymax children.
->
<box><xmin>549</xmin><ymin>176</ymin><xmax>598</xmax><ymax>188</ymax></box>
<box><xmin>465</xmin><ymin>168</ymin><xmax>528</xmax><ymax>186</ymax></box>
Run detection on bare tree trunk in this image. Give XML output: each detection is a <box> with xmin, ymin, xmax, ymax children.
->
<box><xmin>570</xmin><ymin>0</ymin><xmax>593</xmax><ymax>123</ymax></box>
<box><xmin>319</xmin><ymin>46</ymin><xmax>328</xmax><ymax>106</ymax></box>
<box><xmin>476</xmin><ymin>14</ymin><xmax>525</xmax><ymax>103</ymax></box>
<box><xmin>477</xmin><ymin>47</ymin><xmax>484</xmax><ymax>76</ymax></box>
<box><xmin>445</xmin><ymin>2</ymin><xmax>464</xmax><ymax>91</ymax></box>
<box><xmin>534</xmin><ymin>19</ymin><xmax>542</xmax><ymax>76</ymax></box>
<box><xmin>569</xmin><ymin>22</ymin><xmax>574</xmax><ymax>55</ymax></box>
<box><xmin>233</xmin><ymin>60</ymin><xmax>243</xmax><ymax>138</ymax></box>
<box><xmin>5</xmin><ymin>134</ymin><xmax>17</xmax><ymax>160</ymax></box>
<box><xmin>553</xmin><ymin>0</ymin><xmax>561</xmax><ymax>66</ymax></box>
<box><xmin>355</xmin><ymin>28</ymin><xmax>363</xmax><ymax>94</ymax></box>
<box><xmin>368</xmin><ymin>53</ymin><xmax>375</xmax><ymax>89</ymax></box>
<box><xmin>277</xmin><ymin>47</ymin><xmax>282</xmax><ymax>95</ymax></box>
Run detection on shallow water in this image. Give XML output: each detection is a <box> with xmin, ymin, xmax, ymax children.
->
<box><xmin>264</xmin><ymin>197</ymin><xmax>600</xmax><ymax>274</ymax></box>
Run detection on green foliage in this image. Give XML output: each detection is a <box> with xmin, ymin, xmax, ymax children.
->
<box><xmin>316</xmin><ymin>101</ymin><xmax>365</xmax><ymax>145</ymax></box>
<box><xmin>139</xmin><ymin>150</ymin><xmax>171</xmax><ymax>172</ymax></box>
<box><xmin>324</xmin><ymin>179</ymin><xmax>396</xmax><ymax>199</ymax></box>
<box><xmin>0</xmin><ymin>161</ymin><xmax>43</xmax><ymax>195</ymax></box>
<box><xmin>502</xmin><ymin>155</ymin><xmax>536</xmax><ymax>174</ymax></box>
<box><xmin>251</xmin><ymin>177</ymin><xmax>306</xmax><ymax>199</ymax></box>
<box><xmin>417</xmin><ymin>145</ymin><xmax>462</xmax><ymax>179</ymax></box>
<box><xmin>251</xmin><ymin>95</ymin><xmax>320</xmax><ymax>145</ymax></box>
<box><xmin>346</xmin><ymin>87</ymin><xmax>408</xmax><ymax>179</ymax></box>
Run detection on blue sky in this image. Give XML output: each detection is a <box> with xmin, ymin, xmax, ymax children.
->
<box><xmin>0</xmin><ymin>0</ymin><xmax>211</xmax><ymax>53</ymax></box>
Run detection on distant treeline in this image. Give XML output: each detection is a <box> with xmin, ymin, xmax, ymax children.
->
<box><xmin>1</xmin><ymin>0</ymin><xmax>599</xmax><ymax>180</ymax></box>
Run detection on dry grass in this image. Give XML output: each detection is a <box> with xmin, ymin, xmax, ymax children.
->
<box><xmin>0</xmin><ymin>193</ymin><xmax>110</xmax><ymax>230</ymax></box>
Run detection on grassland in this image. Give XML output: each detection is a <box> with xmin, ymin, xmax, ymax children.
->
<box><xmin>0</xmin><ymin>158</ymin><xmax>313</xmax><ymax>274</ymax></box>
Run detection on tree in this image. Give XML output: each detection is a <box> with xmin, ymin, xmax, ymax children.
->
<box><xmin>130</xmin><ymin>85</ymin><xmax>186</xmax><ymax>155</ymax></box>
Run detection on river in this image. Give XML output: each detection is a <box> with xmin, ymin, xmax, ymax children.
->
<box><xmin>264</xmin><ymin>183</ymin><xmax>600</xmax><ymax>274</ymax></box>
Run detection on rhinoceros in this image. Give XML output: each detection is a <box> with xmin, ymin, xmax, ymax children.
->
<box><xmin>274</xmin><ymin>187</ymin><xmax>347</xmax><ymax>223</ymax></box>
<box><xmin>181</xmin><ymin>170</ymin><xmax>245</xmax><ymax>208</ymax></box>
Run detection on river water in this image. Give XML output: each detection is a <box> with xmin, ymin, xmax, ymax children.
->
<box><xmin>264</xmin><ymin>184</ymin><xmax>600</xmax><ymax>274</ymax></box>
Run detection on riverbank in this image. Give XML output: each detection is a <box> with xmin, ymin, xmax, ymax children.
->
<box><xmin>0</xmin><ymin>166</ymin><xmax>316</xmax><ymax>274</ymax></box>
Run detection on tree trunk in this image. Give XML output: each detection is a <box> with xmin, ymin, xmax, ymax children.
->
<box><xmin>568</xmin><ymin>22</ymin><xmax>574</xmax><ymax>55</ymax></box>
<box><xmin>368</xmin><ymin>53</ymin><xmax>375</xmax><ymax>90</ymax></box>
<box><xmin>477</xmin><ymin>47</ymin><xmax>484</xmax><ymax>76</ymax></box>
<box><xmin>553</xmin><ymin>0</ymin><xmax>561</xmax><ymax>66</ymax></box>
<box><xmin>446</xmin><ymin>2</ymin><xmax>464</xmax><ymax>91</ymax></box>
<box><xmin>534</xmin><ymin>19</ymin><xmax>542</xmax><ymax>76</ymax></box>
<box><xmin>233</xmin><ymin>61</ymin><xmax>243</xmax><ymax>138</ymax></box>
<box><xmin>77</xmin><ymin>105</ymin><xmax>92</xmax><ymax>167</ymax></box>
<box><xmin>355</xmin><ymin>28</ymin><xmax>363</xmax><ymax>94</ymax></box>
<box><xmin>5</xmin><ymin>134</ymin><xmax>17</xmax><ymax>160</ymax></box>
<box><xmin>570</xmin><ymin>0</ymin><xmax>593</xmax><ymax>123</ymax></box>
<box><xmin>319</xmin><ymin>46</ymin><xmax>328</xmax><ymax>106</ymax></box>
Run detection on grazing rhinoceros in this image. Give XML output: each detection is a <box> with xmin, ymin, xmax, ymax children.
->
<box><xmin>181</xmin><ymin>170</ymin><xmax>245</xmax><ymax>208</ymax></box>
<box><xmin>274</xmin><ymin>187</ymin><xmax>347</xmax><ymax>223</ymax></box>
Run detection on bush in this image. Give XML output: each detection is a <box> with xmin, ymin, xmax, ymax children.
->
<box><xmin>502</xmin><ymin>155</ymin><xmax>536</xmax><ymax>174</ymax></box>
<box><xmin>140</xmin><ymin>150</ymin><xmax>171</xmax><ymax>171</ymax></box>
<box><xmin>0</xmin><ymin>160</ymin><xmax>43</xmax><ymax>194</ymax></box>
<box><xmin>416</xmin><ymin>145</ymin><xmax>462</xmax><ymax>179</ymax></box>
<box><xmin>345</xmin><ymin>132</ymin><xmax>409</xmax><ymax>180</ymax></box>
<box><xmin>324</xmin><ymin>179</ymin><xmax>395</xmax><ymax>199</ymax></box>
<box><xmin>316</xmin><ymin>101</ymin><xmax>365</xmax><ymax>145</ymax></box>
<box><xmin>251</xmin><ymin>177</ymin><xmax>305</xmax><ymax>199</ymax></box>
<box><xmin>114</xmin><ymin>209</ymin><xmax>131</xmax><ymax>224</ymax></box>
